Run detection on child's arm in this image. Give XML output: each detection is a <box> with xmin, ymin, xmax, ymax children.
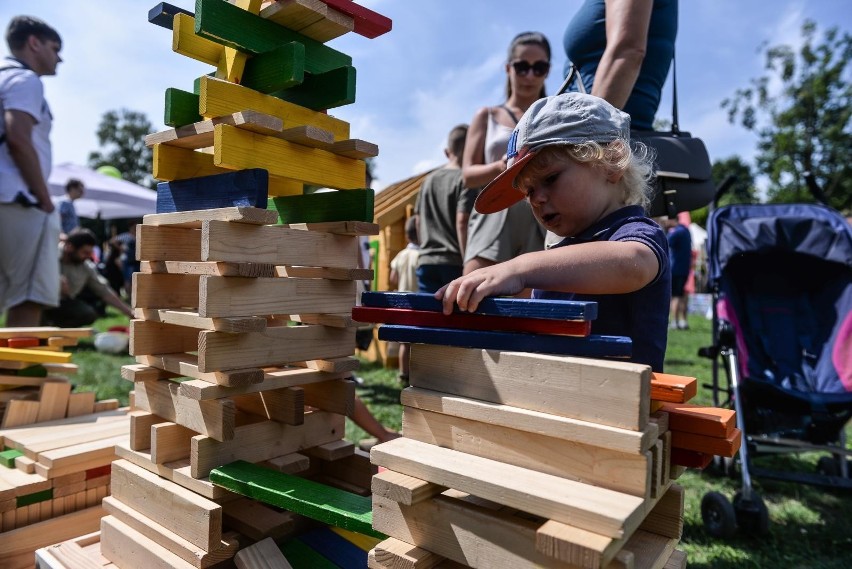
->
<box><xmin>437</xmin><ymin>240</ymin><xmax>659</xmax><ymax>314</ymax></box>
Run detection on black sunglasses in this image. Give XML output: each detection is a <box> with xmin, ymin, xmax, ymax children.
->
<box><xmin>511</xmin><ymin>60</ymin><xmax>550</xmax><ymax>77</ymax></box>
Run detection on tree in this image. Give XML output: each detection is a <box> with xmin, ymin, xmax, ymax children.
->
<box><xmin>691</xmin><ymin>156</ymin><xmax>758</xmax><ymax>227</ymax></box>
<box><xmin>722</xmin><ymin>20</ymin><xmax>851</xmax><ymax>211</ymax></box>
<box><xmin>88</xmin><ymin>109</ymin><xmax>155</xmax><ymax>188</ymax></box>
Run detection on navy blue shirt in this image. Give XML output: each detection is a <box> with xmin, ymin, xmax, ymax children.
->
<box><xmin>532</xmin><ymin>206</ymin><xmax>671</xmax><ymax>371</ymax></box>
<box><xmin>667</xmin><ymin>223</ymin><xmax>692</xmax><ymax>277</ymax></box>
<box><xmin>564</xmin><ymin>0</ymin><xmax>678</xmax><ymax>131</ymax></box>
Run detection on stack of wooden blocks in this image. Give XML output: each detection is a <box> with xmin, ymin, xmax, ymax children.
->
<box><xmin>355</xmin><ymin>292</ymin><xmax>740</xmax><ymax>569</ymax></box>
<box><xmin>66</xmin><ymin>0</ymin><xmax>395</xmax><ymax>567</ymax></box>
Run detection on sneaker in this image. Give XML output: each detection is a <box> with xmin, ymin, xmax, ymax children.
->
<box><xmin>678</xmin><ymin>320</ymin><xmax>689</xmax><ymax>330</ymax></box>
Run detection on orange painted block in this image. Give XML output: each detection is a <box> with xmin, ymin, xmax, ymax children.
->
<box><xmin>7</xmin><ymin>337</ymin><xmax>39</xmax><ymax>349</ymax></box>
<box><xmin>661</xmin><ymin>402</ymin><xmax>736</xmax><ymax>438</ymax></box>
<box><xmin>671</xmin><ymin>427</ymin><xmax>742</xmax><ymax>458</ymax></box>
<box><xmin>651</xmin><ymin>372</ymin><xmax>697</xmax><ymax>403</ymax></box>
<box><xmin>670</xmin><ymin>448</ymin><xmax>713</xmax><ymax>469</ymax></box>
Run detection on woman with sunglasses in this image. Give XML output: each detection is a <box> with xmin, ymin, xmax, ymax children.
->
<box><xmin>462</xmin><ymin>31</ymin><xmax>550</xmax><ymax>275</ymax></box>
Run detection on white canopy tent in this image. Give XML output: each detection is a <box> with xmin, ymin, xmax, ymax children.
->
<box><xmin>48</xmin><ymin>163</ymin><xmax>156</xmax><ymax>220</ymax></box>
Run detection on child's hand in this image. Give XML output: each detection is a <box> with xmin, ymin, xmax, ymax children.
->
<box><xmin>435</xmin><ymin>263</ymin><xmax>524</xmax><ymax>315</ymax></box>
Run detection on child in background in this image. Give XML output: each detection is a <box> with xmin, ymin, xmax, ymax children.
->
<box><xmin>437</xmin><ymin>92</ymin><xmax>671</xmax><ymax>371</ymax></box>
<box><xmin>389</xmin><ymin>216</ymin><xmax>419</xmax><ymax>381</ymax></box>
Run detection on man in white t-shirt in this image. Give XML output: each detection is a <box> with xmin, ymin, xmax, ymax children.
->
<box><xmin>0</xmin><ymin>16</ymin><xmax>63</xmax><ymax>327</ymax></box>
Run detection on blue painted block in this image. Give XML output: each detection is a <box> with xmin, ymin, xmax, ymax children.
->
<box><xmin>377</xmin><ymin>325</ymin><xmax>631</xmax><ymax>359</ymax></box>
<box><xmin>148</xmin><ymin>2</ymin><xmax>194</xmax><ymax>30</ymax></box>
<box><xmin>361</xmin><ymin>292</ymin><xmax>597</xmax><ymax>321</ymax></box>
<box><xmin>156</xmin><ymin>169</ymin><xmax>268</xmax><ymax>213</ymax></box>
<box><xmin>299</xmin><ymin>527</ymin><xmax>367</xmax><ymax>569</ymax></box>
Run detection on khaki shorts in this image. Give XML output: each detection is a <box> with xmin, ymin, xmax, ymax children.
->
<box><xmin>0</xmin><ymin>203</ymin><xmax>61</xmax><ymax>312</ymax></box>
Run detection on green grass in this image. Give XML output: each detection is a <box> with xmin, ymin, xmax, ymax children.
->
<box><xmin>22</xmin><ymin>309</ymin><xmax>852</xmax><ymax>567</ymax></box>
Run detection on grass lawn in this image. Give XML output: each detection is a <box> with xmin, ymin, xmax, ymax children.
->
<box><xmin>29</xmin><ymin>309</ymin><xmax>852</xmax><ymax>567</ymax></box>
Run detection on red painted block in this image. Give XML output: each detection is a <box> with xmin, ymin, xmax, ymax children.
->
<box><xmin>671</xmin><ymin>428</ymin><xmax>742</xmax><ymax>458</ymax></box>
<box><xmin>7</xmin><ymin>337</ymin><xmax>40</xmax><ymax>349</ymax></box>
<box><xmin>321</xmin><ymin>0</ymin><xmax>392</xmax><ymax>38</ymax></box>
<box><xmin>352</xmin><ymin>306</ymin><xmax>591</xmax><ymax>336</ymax></box>
<box><xmin>86</xmin><ymin>464</ymin><xmax>112</xmax><ymax>480</ymax></box>
<box><xmin>670</xmin><ymin>448</ymin><xmax>713</xmax><ymax>469</ymax></box>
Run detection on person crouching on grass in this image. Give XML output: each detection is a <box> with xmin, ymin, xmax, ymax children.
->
<box><xmin>437</xmin><ymin>93</ymin><xmax>671</xmax><ymax>371</ymax></box>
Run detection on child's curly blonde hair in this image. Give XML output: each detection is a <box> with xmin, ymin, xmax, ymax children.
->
<box><xmin>516</xmin><ymin>139</ymin><xmax>656</xmax><ymax>211</ymax></box>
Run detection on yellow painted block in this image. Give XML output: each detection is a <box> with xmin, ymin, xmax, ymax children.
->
<box><xmin>330</xmin><ymin>526</ymin><xmax>382</xmax><ymax>552</ymax></box>
<box><xmin>0</xmin><ymin>347</ymin><xmax>72</xmax><ymax>364</ymax></box>
<box><xmin>217</xmin><ymin>0</ymin><xmax>262</xmax><ymax>83</ymax></box>
<box><xmin>214</xmin><ymin>124</ymin><xmax>366</xmax><ymax>189</ymax></box>
<box><xmin>199</xmin><ymin>76</ymin><xmax>350</xmax><ymax>141</ymax></box>
<box><xmin>172</xmin><ymin>13</ymin><xmax>221</xmax><ymax>66</ymax></box>
<box><xmin>153</xmin><ymin>143</ymin><xmax>304</xmax><ymax>196</ymax></box>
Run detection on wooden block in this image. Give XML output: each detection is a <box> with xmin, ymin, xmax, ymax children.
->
<box><xmin>171</xmin><ymin>11</ymin><xmax>222</xmax><ymax>65</ymax></box>
<box><xmin>280</xmin><ymin>538</ymin><xmax>340</xmax><ymax>569</ymax></box>
<box><xmin>380</xmin><ymin>325</ymin><xmax>632</xmax><ymax>360</ymax></box>
<box><xmin>0</xmin><ymin>327</ymin><xmax>92</xmax><ymax>340</ymax></box>
<box><xmin>650</xmin><ymin>439</ymin><xmax>664</xmax><ymax>499</ymax></box>
<box><xmin>333</xmin><ymin>526</ymin><xmax>382</xmax><ymax>554</ymax></box>
<box><xmin>362</xmin><ymin>292</ymin><xmax>596</xmax><ymax>321</ymax></box>
<box><xmin>149</xmin><ymin>1</ymin><xmax>194</xmax><ymax>29</ymax></box>
<box><xmin>66</xmin><ymin>391</ymin><xmax>96</xmax><ymax>417</ymax></box>
<box><xmin>232</xmin><ymin>387</ymin><xmax>305</xmax><ymax>425</ymax></box>
<box><xmin>209</xmin><ymin>460</ymin><xmax>383</xmax><ymax>537</ymax></box>
<box><xmin>264</xmin><ymin>452</ymin><xmax>310</xmax><ymax>475</ymax></box>
<box><xmin>0</xmin><ymin>408</ymin><xmax>127</xmax><ymax>449</ymax></box>
<box><xmin>164</xmin><ymin>87</ymin><xmax>203</xmax><ymax>128</ymax></box>
<box><xmin>147</xmin><ymin>109</ymin><xmax>283</xmax><ymax>149</ymax></box>
<box><xmin>198</xmin><ymin>324</ymin><xmax>354</xmax><ymax>372</ymax></box>
<box><xmin>214</xmin><ymin>124</ymin><xmax>366</xmax><ymax>189</ymax></box>
<box><xmin>260</xmin><ymin>0</ymin><xmax>353</xmax><ymax>42</ymax></box>
<box><xmin>133</xmin><ymin>379</ymin><xmax>236</xmax><ymax>441</ymax></box>
<box><xmin>136</xmin><ymin>309</ymin><xmax>268</xmax><ymax>333</ymax></box>
<box><xmin>137</xmin><ymin>224</ymin><xmax>203</xmax><ymax>262</ymax></box>
<box><xmin>145</xmin><ymin>205</ymin><xmax>278</xmax><ymax>228</ymax></box>
<box><xmin>322</xmin><ymin>0</ymin><xmax>392</xmax><ymax>38</ymax></box>
<box><xmin>141</xmin><ymin>259</ymin><xmax>276</xmax><ymax>277</ymax></box>
<box><xmin>372</xmin><ymin>439</ymin><xmax>645</xmax><ymax>538</ymax></box>
<box><xmin>282</xmin><ymin>220</ymin><xmax>380</xmax><ymax>236</ymax></box>
<box><xmin>0</xmin><ymin>347</ymin><xmax>72</xmax><ymax>364</ymax></box>
<box><xmin>369</xmin><ymin>538</ymin><xmax>443</xmax><ymax>569</ymax></box>
<box><xmin>47</xmin><ymin>336</ymin><xmax>78</xmax><ymax>348</ymax></box>
<box><xmin>410</xmin><ymin>345</ymin><xmax>650</xmax><ymax>430</ymax></box>
<box><xmin>650</xmin><ymin>373</ymin><xmax>698</xmax><ymax>403</ymax></box>
<box><xmin>192</xmin><ymin>410</ymin><xmax>344</xmax><ymax>478</ymax></box>
<box><xmin>14</xmin><ymin>455</ymin><xmax>35</xmax><ymax>474</ymax></box>
<box><xmin>288</xmin><ymin>312</ymin><xmax>355</xmax><ymax>327</ymax></box>
<box><xmin>101</xmin><ymin>515</ymin><xmax>201</xmax><ymax>569</ymax></box>
<box><xmin>650</xmin><ymin>410</ymin><xmax>669</xmax><ymax>434</ymax></box>
<box><xmin>129</xmin><ymin>319</ymin><xmax>200</xmax><ymax>357</ymax></box>
<box><xmin>317</xmin><ymin>448</ymin><xmax>376</xmax><ymax>494</ymax></box>
<box><xmin>271</xmin><ymin>188</ymin><xmax>373</xmax><ymax>223</ymax></box>
<box><xmin>199</xmin><ymin>75</ymin><xmax>350</xmax><ymax>140</ymax></box>
<box><xmin>178</xmin><ymin>366</ymin><xmax>343</xmax><ymax>400</ymax></box>
<box><xmin>353</xmin><ymin>306</ymin><xmax>592</xmax><ymax>337</ymax></box>
<box><xmin>660</xmin><ymin>402</ymin><xmax>736</xmax><ymax>438</ymax></box>
<box><xmin>92</xmin><ymin>399</ymin><xmax>120</xmax><ymax>413</ymax></box>
<box><xmin>671</xmin><ymin>428</ymin><xmax>742</xmax><ymax>458</ymax></box>
<box><xmin>195</xmin><ymin>0</ymin><xmax>352</xmax><ymax>71</ymax></box>
<box><xmin>202</xmin><ymin>219</ymin><xmax>360</xmax><ymax>267</ymax></box>
<box><xmin>130</xmin><ymin>410</ymin><xmax>164</xmax><ymax>450</ymax></box>
<box><xmin>402</xmin><ymin>406</ymin><xmax>653</xmax><ymax>498</ymax></box>
<box><xmin>156</xmin><ymin>169</ymin><xmax>269</xmax><ymax>214</ymax></box>
<box><xmin>640</xmin><ymin>484</ymin><xmax>684</xmax><ymax>540</ymax></box>
<box><xmin>199</xmin><ymin>275</ymin><xmax>355</xmax><ymax>318</ymax></box>
<box><xmin>0</xmin><ymin>399</ymin><xmax>40</xmax><ymax>428</ymax></box>
<box><xmin>299</xmin><ymin>526</ymin><xmax>368</xmax><ymax>569</ymax></box>
<box><xmin>235</xmin><ymin>537</ymin><xmax>293</xmax><ymax>569</ymax></box>
<box><xmin>273</xmin><ymin>64</ymin><xmax>356</xmax><ymax>110</ymax></box>
<box><xmin>620</xmin><ymin>529</ymin><xmax>678</xmax><ymax>569</ymax></box>
<box><xmin>242</xmin><ymin>41</ymin><xmax>306</xmax><ymax>94</ymax></box>
<box><xmin>153</xmin><ymin>143</ymin><xmax>228</xmax><ymax>182</ymax></box>
<box><xmin>37</xmin><ymin>434</ymin><xmax>126</xmax><ymax>470</ymax></box>
<box><xmin>133</xmin><ymin>273</ymin><xmax>200</xmax><ymax>310</ymax></box>
<box><xmin>137</xmin><ymin>353</ymin><xmax>264</xmax><ymax>387</ymax></box>
<box><xmin>110</xmin><ymin>459</ymin><xmax>222</xmax><ymax>550</ymax></box>
<box><xmin>665</xmin><ymin>550</ymin><xmax>687</xmax><ymax>569</ymax></box>
<box><xmin>0</xmin><ymin>505</ymin><xmax>104</xmax><ymax>562</ymax></box>
<box><xmin>402</xmin><ymin>386</ymin><xmax>657</xmax><ymax>455</ymax></box>
<box><xmin>303</xmin><ymin>439</ymin><xmax>354</xmax><ymax>462</ymax></box>
<box><xmin>151</xmin><ymin>422</ymin><xmax>196</xmax><ymax>464</ymax></box>
<box><xmin>327</xmin><ymin>139</ymin><xmax>379</xmax><ymax>159</ymax></box>
<box><xmin>223</xmin><ymin>497</ymin><xmax>297</xmax><ymax>541</ymax></box>
<box><xmin>371</xmin><ymin>470</ymin><xmax>445</xmax><ymax>507</ymax></box>
<box><xmin>293</xmin><ymin>356</ymin><xmax>360</xmax><ymax>374</ymax></box>
<box><xmin>0</xmin><ymin>373</ymin><xmax>67</xmax><ymax>388</ymax></box>
<box><xmin>103</xmin><ymin>496</ymin><xmax>238</xmax><ymax>568</ymax></box>
<box><xmin>669</xmin><ymin>448</ymin><xmax>713</xmax><ymax>469</ymax></box>
<box><xmin>8</xmin><ymin>418</ymin><xmax>127</xmax><ymax>462</ymax></box>
<box><xmin>301</xmin><ymin>378</ymin><xmax>355</xmax><ymax>416</ymax></box>
<box><xmin>0</xmin><ymin>448</ymin><xmax>23</xmax><ymax>467</ymax></box>
<box><xmin>6</xmin><ymin>337</ymin><xmax>39</xmax><ymax>349</ymax></box>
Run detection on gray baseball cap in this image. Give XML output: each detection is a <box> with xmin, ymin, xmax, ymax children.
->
<box><xmin>474</xmin><ymin>92</ymin><xmax>631</xmax><ymax>213</ymax></box>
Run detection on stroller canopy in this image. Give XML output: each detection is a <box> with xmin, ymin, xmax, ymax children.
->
<box><xmin>706</xmin><ymin>204</ymin><xmax>852</xmax><ymax>286</ymax></box>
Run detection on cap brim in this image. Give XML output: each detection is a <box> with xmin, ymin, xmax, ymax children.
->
<box><xmin>473</xmin><ymin>151</ymin><xmax>537</xmax><ymax>214</ymax></box>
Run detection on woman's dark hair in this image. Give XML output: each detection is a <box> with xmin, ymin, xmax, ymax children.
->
<box><xmin>505</xmin><ymin>31</ymin><xmax>551</xmax><ymax>99</ymax></box>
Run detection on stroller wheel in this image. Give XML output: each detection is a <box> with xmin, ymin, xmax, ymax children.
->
<box><xmin>701</xmin><ymin>491</ymin><xmax>737</xmax><ymax>539</ymax></box>
<box><xmin>733</xmin><ymin>491</ymin><xmax>770</xmax><ymax>536</ymax></box>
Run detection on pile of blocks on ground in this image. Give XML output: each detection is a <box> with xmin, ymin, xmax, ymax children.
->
<box><xmin>0</xmin><ymin>327</ymin><xmax>126</xmax><ymax>567</ymax></box>
<box><xmin>33</xmin><ymin>1</ymin><xmax>395</xmax><ymax>568</ymax></box>
<box><xmin>352</xmin><ymin>292</ymin><xmax>740</xmax><ymax>568</ymax></box>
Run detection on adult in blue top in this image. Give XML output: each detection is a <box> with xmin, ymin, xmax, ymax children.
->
<box><xmin>564</xmin><ymin>0</ymin><xmax>678</xmax><ymax>131</ymax></box>
<box><xmin>666</xmin><ymin>217</ymin><xmax>691</xmax><ymax>329</ymax></box>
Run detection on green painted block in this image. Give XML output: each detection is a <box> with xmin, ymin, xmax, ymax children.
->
<box><xmin>16</xmin><ymin>365</ymin><xmax>47</xmax><ymax>377</ymax></box>
<box><xmin>195</xmin><ymin>0</ymin><xmax>351</xmax><ymax>74</ymax></box>
<box><xmin>279</xmin><ymin>538</ymin><xmax>339</xmax><ymax>569</ymax></box>
<box><xmin>271</xmin><ymin>189</ymin><xmax>374</xmax><ymax>224</ymax></box>
<box><xmin>165</xmin><ymin>87</ymin><xmax>202</xmax><ymax>128</ymax></box>
<box><xmin>210</xmin><ymin>460</ymin><xmax>384</xmax><ymax>538</ymax></box>
<box><xmin>273</xmin><ymin>65</ymin><xmax>356</xmax><ymax>111</ymax></box>
<box><xmin>242</xmin><ymin>42</ymin><xmax>306</xmax><ymax>94</ymax></box>
<box><xmin>17</xmin><ymin>488</ymin><xmax>53</xmax><ymax>508</ymax></box>
<box><xmin>0</xmin><ymin>449</ymin><xmax>24</xmax><ymax>468</ymax></box>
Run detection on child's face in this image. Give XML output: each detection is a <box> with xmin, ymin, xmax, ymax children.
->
<box><xmin>519</xmin><ymin>156</ymin><xmax>624</xmax><ymax>237</ymax></box>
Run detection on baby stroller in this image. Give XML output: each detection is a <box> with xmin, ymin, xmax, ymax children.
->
<box><xmin>698</xmin><ymin>196</ymin><xmax>852</xmax><ymax>538</ymax></box>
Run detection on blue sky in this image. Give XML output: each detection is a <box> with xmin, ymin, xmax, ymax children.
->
<box><xmin>0</xmin><ymin>1</ymin><xmax>849</xmax><ymax>190</ymax></box>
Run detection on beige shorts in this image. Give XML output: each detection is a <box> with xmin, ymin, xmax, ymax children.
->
<box><xmin>0</xmin><ymin>203</ymin><xmax>61</xmax><ymax>312</ymax></box>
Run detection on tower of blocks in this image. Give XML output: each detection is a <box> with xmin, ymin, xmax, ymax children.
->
<box><xmin>75</xmin><ymin>1</ymin><xmax>394</xmax><ymax>568</ymax></box>
<box><xmin>343</xmin><ymin>291</ymin><xmax>741</xmax><ymax>569</ymax></box>
<box><xmin>0</xmin><ymin>327</ymin><xmax>126</xmax><ymax>567</ymax></box>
